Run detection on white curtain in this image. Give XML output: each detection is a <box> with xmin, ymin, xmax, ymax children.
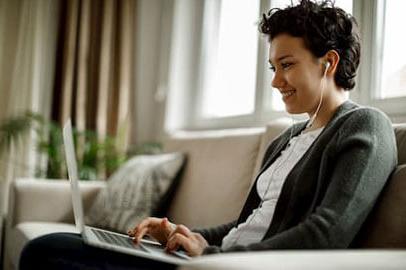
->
<box><xmin>0</xmin><ymin>0</ymin><xmax>59</xmax><ymax>213</ymax></box>
<box><xmin>164</xmin><ymin>0</ymin><xmax>205</xmax><ymax>132</ymax></box>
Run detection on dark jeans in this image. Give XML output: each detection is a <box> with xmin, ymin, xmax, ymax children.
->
<box><xmin>19</xmin><ymin>233</ymin><xmax>177</xmax><ymax>270</ymax></box>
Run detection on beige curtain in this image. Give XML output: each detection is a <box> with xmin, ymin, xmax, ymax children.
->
<box><xmin>51</xmin><ymin>0</ymin><xmax>137</xmax><ymax>178</ymax></box>
<box><xmin>0</xmin><ymin>0</ymin><xmax>59</xmax><ymax>213</ymax></box>
<box><xmin>52</xmin><ymin>0</ymin><xmax>136</xmax><ymax>150</ymax></box>
<box><xmin>0</xmin><ymin>0</ymin><xmax>137</xmax><ymax>212</ymax></box>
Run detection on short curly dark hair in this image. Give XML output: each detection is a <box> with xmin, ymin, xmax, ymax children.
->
<box><xmin>259</xmin><ymin>0</ymin><xmax>360</xmax><ymax>90</ymax></box>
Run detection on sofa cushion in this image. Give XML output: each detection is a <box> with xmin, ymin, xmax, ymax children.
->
<box><xmin>6</xmin><ymin>222</ymin><xmax>77</xmax><ymax>269</ymax></box>
<box><xmin>354</xmin><ymin>164</ymin><xmax>406</xmax><ymax>247</ymax></box>
<box><xmin>85</xmin><ymin>153</ymin><xmax>185</xmax><ymax>233</ymax></box>
<box><xmin>163</xmin><ymin>129</ymin><xmax>264</xmax><ymax>228</ymax></box>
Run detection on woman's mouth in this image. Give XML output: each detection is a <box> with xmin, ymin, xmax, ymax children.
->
<box><xmin>280</xmin><ymin>90</ymin><xmax>296</xmax><ymax>101</ymax></box>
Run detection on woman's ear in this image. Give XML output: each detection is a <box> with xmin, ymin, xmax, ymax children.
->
<box><xmin>324</xmin><ymin>50</ymin><xmax>340</xmax><ymax>75</ymax></box>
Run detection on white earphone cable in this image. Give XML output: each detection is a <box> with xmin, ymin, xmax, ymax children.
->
<box><xmin>306</xmin><ymin>62</ymin><xmax>329</xmax><ymax>129</ymax></box>
<box><xmin>225</xmin><ymin>62</ymin><xmax>329</xmax><ymax>248</ymax></box>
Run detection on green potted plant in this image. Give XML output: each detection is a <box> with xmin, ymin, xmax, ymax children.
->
<box><xmin>0</xmin><ymin>111</ymin><xmax>162</xmax><ymax>180</ymax></box>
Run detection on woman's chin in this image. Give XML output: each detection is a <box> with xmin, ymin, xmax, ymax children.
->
<box><xmin>284</xmin><ymin>105</ymin><xmax>301</xmax><ymax>115</ymax></box>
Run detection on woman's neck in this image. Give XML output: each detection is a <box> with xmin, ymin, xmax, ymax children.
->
<box><xmin>306</xmin><ymin>91</ymin><xmax>348</xmax><ymax>131</ymax></box>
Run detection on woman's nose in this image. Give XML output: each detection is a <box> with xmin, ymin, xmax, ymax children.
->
<box><xmin>271</xmin><ymin>70</ymin><xmax>286</xmax><ymax>89</ymax></box>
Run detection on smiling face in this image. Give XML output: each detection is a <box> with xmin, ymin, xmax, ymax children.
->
<box><xmin>269</xmin><ymin>34</ymin><xmax>326</xmax><ymax>115</ymax></box>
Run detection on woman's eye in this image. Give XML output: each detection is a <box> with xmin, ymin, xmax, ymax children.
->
<box><xmin>281</xmin><ymin>63</ymin><xmax>293</xmax><ymax>70</ymax></box>
<box><xmin>269</xmin><ymin>66</ymin><xmax>276</xmax><ymax>72</ymax></box>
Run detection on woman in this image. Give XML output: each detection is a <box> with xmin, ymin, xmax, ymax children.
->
<box><xmin>20</xmin><ymin>0</ymin><xmax>397</xmax><ymax>269</ymax></box>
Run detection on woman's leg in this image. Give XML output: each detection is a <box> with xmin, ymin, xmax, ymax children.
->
<box><xmin>19</xmin><ymin>232</ymin><xmax>177</xmax><ymax>270</ymax></box>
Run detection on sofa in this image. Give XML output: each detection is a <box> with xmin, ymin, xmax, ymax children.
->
<box><xmin>3</xmin><ymin>119</ymin><xmax>406</xmax><ymax>270</ymax></box>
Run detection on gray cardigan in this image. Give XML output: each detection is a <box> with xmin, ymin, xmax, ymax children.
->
<box><xmin>197</xmin><ymin>100</ymin><xmax>397</xmax><ymax>254</ymax></box>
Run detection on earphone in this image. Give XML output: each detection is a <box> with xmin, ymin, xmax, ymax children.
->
<box><xmin>306</xmin><ymin>61</ymin><xmax>330</xmax><ymax>129</ymax></box>
<box><xmin>324</xmin><ymin>61</ymin><xmax>330</xmax><ymax>73</ymax></box>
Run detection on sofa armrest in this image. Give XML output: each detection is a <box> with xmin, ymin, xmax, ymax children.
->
<box><xmin>7</xmin><ymin>178</ymin><xmax>105</xmax><ymax>227</ymax></box>
<box><xmin>179</xmin><ymin>250</ymin><xmax>406</xmax><ymax>270</ymax></box>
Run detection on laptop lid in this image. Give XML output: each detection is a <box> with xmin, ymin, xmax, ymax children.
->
<box><xmin>63</xmin><ymin>119</ymin><xmax>85</xmax><ymax>234</ymax></box>
<box><xmin>62</xmin><ymin>120</ymin><xmax>191</xmax><ymax>264</ymax></box>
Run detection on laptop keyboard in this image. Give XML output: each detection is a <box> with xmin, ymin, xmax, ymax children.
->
<box><xmin>91</xmin><ymin>228</ymin><xmax>190</xmax><ymax>260</ymax></box>
<box><xmin>91</xmin><ymin>228</ymin><xmax>136</xmax><ymax>249</ymax></box>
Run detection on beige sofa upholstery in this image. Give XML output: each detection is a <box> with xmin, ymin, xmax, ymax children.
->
<box><xmin>3</xmin><ymin>119</ymin><xmax>406</xmax><ymax>270</ymax></box>
<box><xmin>3</xmin><ymin>180</ymin><xmax>105</xmax><ymax>270</ymax></box>
<box><xmin>164</xmin><ymin>128</ymin><xmax>264</xmax><ymax>229</ymax></box>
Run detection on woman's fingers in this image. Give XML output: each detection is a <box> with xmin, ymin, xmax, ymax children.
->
<box><xmin>167</xmin><ymin>224</ymin><xmax>191</xmax><ymax>240</ymax></box>
<box><xmin>166</xmin><ymin>233</ymin><xmax>190</xmax><ymax>253</ymax></box>
<box><xmin>133</xmin><ymin>227</ymin><xmax>149</xmax><ymax>243</ymax></box>
<box><xmin>176</xmin><ymin>225</ymin><xmax>192</xmax><ymax>236</ymax></box>
<box><xmin>128</xmin><ymin>217</ymin><xmax>176</xmax><ymax>244</ymax></box>
<box><xmin>160</xmin><ymin>218</ymin><xmax>173</xmax><ymax>233</ymax></box>
<box><xmin>129</xmin><ymin>217</ymin><xmax>156</xmax><ymax>243</ymax></box>
<box><xmin>166</xmin><ymin>232</ymin><xmax>208</xmax><ymax>257</ymax></box>
<box><xmin>127</xmin><ymin>228</ymin><xmax>136</xmax><ymax>237</ymax></box>
<box><xmin>129</xmin><ymin>218</ymin><xmax>207</xmax><ymax>256</ymax></box>
<box><xmin>128</xmin><ymin>218</ymin><xmax>149</xmax><ymax>236</ymax></box>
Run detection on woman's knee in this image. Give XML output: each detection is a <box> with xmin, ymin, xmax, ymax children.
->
<box><xmin>19</xmin><ymin>233</ymin><xmax>83</xmax><ymax>269</ymax></box>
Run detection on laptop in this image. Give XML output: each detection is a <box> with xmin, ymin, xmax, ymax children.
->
<box><xmin>62</xmin><ymin>119</ymin><xmax>191</xmax><ymax>265</ymax></box>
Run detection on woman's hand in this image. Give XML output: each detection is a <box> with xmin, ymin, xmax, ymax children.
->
<box><xmin>165</xmin><ymin>224</ymin><xmax>208</xmax><ymax>257</ymax></box>
<box><xmin>128</xmin><ymin>217</ymin><xmax>175</xmax><ymax>245</ymax></box>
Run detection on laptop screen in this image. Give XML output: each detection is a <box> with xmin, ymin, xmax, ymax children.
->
<box><xmin>63</xmin><ymin>119</ymin><xmax>85</xmax><ymax>233</ymax></box>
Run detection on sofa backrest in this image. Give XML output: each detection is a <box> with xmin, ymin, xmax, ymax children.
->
<box><xmin>163</xmin><ymin>128</ymin><xmax>264</xmax><ymax>228</ymax></box>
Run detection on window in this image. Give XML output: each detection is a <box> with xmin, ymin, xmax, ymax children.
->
<box><xmin>378</xmin><ymin>0</ymin><xmax>406</xmax><ymax>99</ymax></box>
<box><xmin>199</xmin><ymin>0</ymin><xmax>260</xmax><ymax>119</ymax></box>
<box><xmin>167</xmin><ymin>0</ymin><xmax>406</xmax><ymax>131</ymax></box>
<box><xmin>356</xmin><ymin>0</ymin><xmax>406</xmax><ymax>117</ymax></box>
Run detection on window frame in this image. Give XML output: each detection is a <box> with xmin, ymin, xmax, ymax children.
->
<box><xmin>171</xmin><ymin>0</ymin><xmax>406</xmax><ymax>132</ymax></box>
<box><xmin>354</xmin><ymin>0</ymin><xmax>406</xmax><ymax>119</ymax></box>
<box><xmin>186</xmin><ymin>0</ymin><xmax>292</xmax><ymax>130</ymax></box>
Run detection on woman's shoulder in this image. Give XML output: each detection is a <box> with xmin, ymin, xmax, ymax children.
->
<box><xmin>329</xmin><ymin>101</ymin><xmax>395</xmax><ymax>147</ymax></box>
<box><xmin>334</xmin><ymin>100</ymin><xmax>392</xmax><ymax>128</ymax></box>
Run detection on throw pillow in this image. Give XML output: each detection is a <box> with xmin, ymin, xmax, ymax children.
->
<box><xmin>85</xmin><ymin>152</ymin><xmax>185</xmax><ymax>233</ymax></box>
